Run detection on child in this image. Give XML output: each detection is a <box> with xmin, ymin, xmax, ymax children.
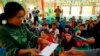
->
<box><xmin>49</xmin><ymin>23</ymin><xmax>60</xmax><ymax>43</ymax></box>
<box><xmin>75</xmin><ymin>24</ymin><xmax>88</xmax><ymax>47</ymax></box>
<box><xmin>75</xmin><ymin>24</ymin><xmax>86</xmax><ymax>37</ymax></box>
<box><xmin>60</xmin><ymin>30</ymin><xmax>76</xmax><ymax>51</ymax></box>
<box><xmin>39</xmin><ymin>29</ymin><xmax>54</xmax><ymax>50</ymax></box>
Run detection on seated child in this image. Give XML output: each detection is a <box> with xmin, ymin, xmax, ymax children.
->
<box><xmin>49</xmin><ymin>31</ymin><xmax>56</xmax><ymax>43</ymax></box>
<box><xmin>39</xmin><ymin>29</ymin><xmax>55</xmax><ymax>56</ymax></box>
<box><xmin>39</xmin><ymin>29</ymin><xmax>54</xmax><ymax>50</ymax></box>
<box><xmin>60</xmin><ymin>30</ymin><xmax>76</xmax><ymax>51</ymax></box>
<box><xmin>75</xmin><ymin>24</ymin><xmax>86</xmax><ymax>37</ymax></box>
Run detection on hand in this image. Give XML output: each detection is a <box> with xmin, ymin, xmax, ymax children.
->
<box><xmin>87</xmin><ymin>38</ymin><xmax>95</xmax><ymax>44</ymax></box>
<box><xmin>18</xmin><ymin>48</ymin><xmax>40</xmax><ymax>56</ymax></box>
<box><xmin>43</xmin><ymin>39</ymin><xmax>51</xmax><ymax>45</ymax></box>
<box><xmin>65</xmin><ymin>49</ymin><xmax>85</xmax><ymax>56</ymax></box>
<box><xmin>29</xmin><ymin>48</ymin><xmax>40</xmax><ymax>56</ymax></box>
<box><xmin>59</xmin><ymin>51</ymin><xmax>66</xmax><ymax>56</ymax></box>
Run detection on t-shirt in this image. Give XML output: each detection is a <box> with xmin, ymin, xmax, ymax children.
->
<box><xmin>60</xmin><ymin>38</ymin><xmax>76</xmax><ymax>51</ymax></box>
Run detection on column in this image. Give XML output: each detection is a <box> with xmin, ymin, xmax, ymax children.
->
<box><xmin>54</xmin><ymin>0</ymin><xmax>56</xmax><ymax>10</ymax></box>
<box><xmin>41</xmin><ymin>0</ymin><xmax>45</xmax><ymax>18</ymax></box>
<box><xmin>92</xmin><ymin>2</ymin><xmax>96</xmax><ymax>15</ymax></box>
<box><xmin>80</xmin><ymin>3</ymin><xmax>83</xmax><ymax>15</ymax></box>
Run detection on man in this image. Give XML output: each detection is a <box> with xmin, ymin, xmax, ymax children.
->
<box><xmin>62</xmin><ymin>21</ymin><xmax>100</xmax><ymax>56</ymax></box>
<box><xmin>54</xmin><ymin>6</ymin><xmax>62</xmax><ymax>22</ymax></box>
<box><xmin>32</xmin><ymin>7</ymin><xmax>39</xmax><ymax>23</ymax></box>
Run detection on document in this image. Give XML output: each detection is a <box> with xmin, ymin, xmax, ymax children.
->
<box><xmin>39</xmin><ymin>43</ymin><xmax>58</xmax><ymax>56</ymax></box>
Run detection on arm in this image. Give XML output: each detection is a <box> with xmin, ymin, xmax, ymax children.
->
<box><xmin>85</xmin><ymin>49</ymin><xmax>100</xmax><ymax>56</ymax></box>
<box><xmin>0</xmin><ymin>29</ymin><xmax>19</xmax><ymax>56</ymax></box>
<box><xmin>0</xmin><ymin>28</ymin><xmax>39</xmax><ymax>56</ymax></box>
<box><xmin>26</xmin><ymin>25</ymin><xmax>50</xmax><ymax>46</ymax></box>
<box><xmin>80</xmin><ymin>22</ymin><xmax>100</xmax><ymax>37</ymax></box>
<box><xmin>65</xmin><ymin>49</ymin><xmax>100</xmax><ymax>56</ymax></box>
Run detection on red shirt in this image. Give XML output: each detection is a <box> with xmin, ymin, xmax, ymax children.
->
<box><xmin>40</xmin><ymin>36</ymin><xmax>54</xmax><ymax>50</ymax></box>
<box><xmin>46</xmin><ymin>36</ymin><xmax>54</xmax><ymax>43</ymax></box>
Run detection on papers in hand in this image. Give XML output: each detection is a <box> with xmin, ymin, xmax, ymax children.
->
<box><xmin>39</xmin><ymin>43</ymin><xmax>58</xmax><ymax>56</ymax></box>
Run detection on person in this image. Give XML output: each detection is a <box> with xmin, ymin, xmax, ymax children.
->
<box><xmin>0</xmin><ymin>2</ymin><xmax>49</xmax><ymax>56</ymax></box>
<box><xmin>79</xmin><ymin>21</ymin><xmax>100</xmax><ymax>48</ymax></box>
<box><xmin>70</xmin><ymin>17</ymin><xmax>77</xmax><ymax>29</ymax></box>
<box><xmin>54</xmin><ymin>6</ymin><xmax>62</xmax><ymax>22</ymax></box>
<box><xmin>30</xmin><ymin>21</ymin><xmax>42</xmax><ymax>37</ymax></box>
<box><xmin>49</xmin><ymin>23</ymin><xmax>60</xmax><ymax>43</ymax></box>
<box><xmin>77</xmin><ymin>16</ymin><xmax>83</xmax><ymax>24</ymax></box>
<box><xmin>23</xmin><ymin>17</ymin><xmax>32</xmax><ymax>29</ymax></box>
<box><xmin>74</xmin><ymin>22</ymin><xmax>82</xmax><ymax>34</ymax></box>
<box><xmin>97</xmin><ymin>16</ymin><xmax>100</xmax><ymax>23</ymax></box>
<box><xmin>84</xmin><ymin>20</ymin><xmax>89</xmax><ymax>30</ymax></box>
<box><xmin>61</xmin><ymin>20</ymin><xmax>100</xmax><ymax>56</ymax></box>
<box><xmin>49</xmin><ymin>31</ymin><xmax>55</xmax><ymax>42</ymax></box>
<box><xmin>60</xmin><ymin>30</ymin><xmax>76</xmax><ymax>51</ymax></box>
<box><xmin>39</xmin><ymin>29</ymin><xmax>54</xmax><ymax>50</ymax></box>
<box><xmin>32</xmin><ymin>7</ymin><xmax>40</xmax><ymax>24</ymax></box>
<box><xmin>75</xmin><ymin>24</ymin><xmax>86</xmax><ymax>37</ymax></box>
<box><xmin>46</xmin><ymin>13</ymin><xmax>52</xmax><ymax>26</ymax></box>
<box><xmin>65</xmin><ymin>22</ymin><xmax>73</xmax><ymax>35</ymax></box>
<box><xmin>30</xmin><ymin>22</ymin><xmax>42</xmax><ymax>48</ymax></box>
<box><xmin>60</xmin><ymin>17</ymin><xmax>66</xmax><ymax>31</ymax></box>
<box><xmin>89</xmin><ymin>17</ymin><xmax>93</xmax><ymax>23</ymax></box>
<box><xmin>93</xmin><ymin>20</ymin><xmax>97</xmax><ymax>26</ymax></box>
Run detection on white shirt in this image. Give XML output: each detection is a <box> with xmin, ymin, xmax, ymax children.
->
<box><xmin>49</xmin><ymin>28</ymin><xmax>59</xmax><ymax>38</ymax></box>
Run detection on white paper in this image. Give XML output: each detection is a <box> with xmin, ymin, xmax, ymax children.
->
<box><xmin>39</xmin><ymin>43</ymin><xmax>58</xmax><ymax>56</ymax></box>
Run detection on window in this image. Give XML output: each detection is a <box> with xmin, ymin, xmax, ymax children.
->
<box><xmin>82</xmin><ymin>6</ymin><xmax>92</xmax><ymax>15</ymax></box>
<box><xmin>71</xmin><ymin>6</ymin><xmax>80</xmax><ymax>16</ymax></box>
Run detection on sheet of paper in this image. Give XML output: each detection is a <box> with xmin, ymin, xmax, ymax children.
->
<box><xmin>39</xmin><ymin>43</ymin><xmax>58</xmax><ymax>56</ymax></box>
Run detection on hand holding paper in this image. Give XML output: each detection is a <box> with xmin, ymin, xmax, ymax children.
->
<box><xmin>39</xmin><ymin>43</ymin><xmax>58</xmax><ymax>56</ymax></box>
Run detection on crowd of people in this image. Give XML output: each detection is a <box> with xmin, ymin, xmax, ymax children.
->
<box><xmin>0</xmin><ymin>2</ymin><xmax>100</xmax><ymax>56</ymax></box>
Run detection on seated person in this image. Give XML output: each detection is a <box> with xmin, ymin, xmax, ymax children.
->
<box><xmin>39</xmin><ymin>29</ymin><xmax>54</xmax><ymax>50</ymax></box>
<box><xmin>49</xmin><ymin>23</ymin><xmax>60</xmax><ymax>43</ymax></box>
<box><xmin>65</xmin><ymin>22</ymin><xmax>73</xmax><ymax>35</ymax></box>
<box><xmin>75</xmin><ymin>24</ymin><xmax>86</xmax><ymax>37</ymax></box>
<box><xmin>49</xmin><ymin>31</ymin><xmax>56</xmax><ymax>43</ymax></box>
<box><xmin>60</xmin><ymin>30</ymin><xmax>76</xmax><ymax>51</ymax></box>
<box><xmin>30</xmin><ymin>22</ymin><xmax>41</xmax><ymax>37</ymax></box>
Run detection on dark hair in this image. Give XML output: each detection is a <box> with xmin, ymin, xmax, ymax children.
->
<box><xmin>52</xmin><ymin>23</ymin><xmax>56</xmax><ymax>26</ymax></box>
<box><xmin>41</xmin><ymin>29</ymin><xmax>49</xmax><ymax>34</ymax></box>
<box><xmin>0</xmin><ymin>2</ymin><xmax>24</xmax><ymax>25</ymax></box>
<box><xmin>42</xmin><ymin>24</ymin><xmax>46</xmax><ymax>26</ymax></box>
<box><xmin>97</xmin><ymin>16</ymin><xmax>100</xmax><ymax>19</ymax></box>
<box><xmin>93</xmin><ymin>20</ymin><xmax>97</xmax><ymax>22</ymax></box>
<box><xmin>63</xmin><ymin>29</ymin><xmax>71</xmax><ymax>35</ymax></box>
<box><xmin>79</xmin><ymin>24</ymin><xmax>85</xmax><ymax>28</ymax></box>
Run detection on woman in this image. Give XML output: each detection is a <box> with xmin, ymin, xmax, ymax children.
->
<box><xmin>0</xmin><ymin>2</ymin><xmax>48</xmax><ymax>56</ymax></box>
